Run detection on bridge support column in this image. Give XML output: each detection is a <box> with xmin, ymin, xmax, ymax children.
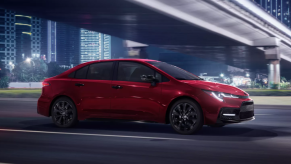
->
<box><xmin>265</xmin><ymin>47</ymin><xmax>280</xmax><ymax>89</ymax></box>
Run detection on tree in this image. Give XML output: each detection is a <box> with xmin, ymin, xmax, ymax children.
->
<box><xmin>0</xmin><ymin>61</ymin><xmax>6</xmax><ymax>79</ymax></box>
<box><xmin>0</xmin><ymin>61</ymin><xmax>9</xmax><ymax>88</ymax></box>
<box><xmin>47</xmin><ymin>62</ymin><xmax>69</xmax><ymax>78</ymax></box>
<box><xmin>281</xmin><ymin>76</ymin><xmax>287</xmax><ymax>83</ymax></box>
<box><xmin>13</xmin><ymin>58</ymin><xmax>48</xmax><ymax>82</ymax></box>
<box><xmin>0</xmin><ymin>76</ymin><xmax>9</xmax><ymax>88</ymax></box>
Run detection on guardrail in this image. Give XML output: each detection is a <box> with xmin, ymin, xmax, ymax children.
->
<box><xmin>9</xmin><ymin>82</ymin><xmax>42</xmax><ymax>88</ymax></box>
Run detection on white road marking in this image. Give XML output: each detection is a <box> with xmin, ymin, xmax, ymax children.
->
<box><xmin>133</xmin><ymin>121</ymin><xmax>145</xmax><ymax>123</ymax></box>
<box><xmin>255</xmin><ymin>114</ymin><xmax>272</xmax><ymax>116</ymax></box>
<box><xmin>0</xmin><ymin>129</ymin><xmax>190</xmax><ymax>141</ymax></box>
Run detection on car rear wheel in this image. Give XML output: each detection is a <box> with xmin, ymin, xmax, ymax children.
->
<box><xmin>169</xmin><ymin>99</ymin><xmax>203</xmax><ymax>135</ymax></box>
<box><xmin>51</xmin><ymin>97</ymin><xmax>78</xmax><ymax>128</ymax></box>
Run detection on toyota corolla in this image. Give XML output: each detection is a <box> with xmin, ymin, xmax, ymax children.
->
<box><xmin>37</xmin><ymin>59</ymin><xmax>255</xmax><ymax>134</ymax></box>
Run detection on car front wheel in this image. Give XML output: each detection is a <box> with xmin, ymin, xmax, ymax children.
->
<box><xmin>51</xmin><ymin>97</ymin><xmax>78</xmax><ymax>128</ymax></box>
<box><xmin>169</xmin><ymin>99</ymin><xmax>203</xmax><ymax>135</ymax></box>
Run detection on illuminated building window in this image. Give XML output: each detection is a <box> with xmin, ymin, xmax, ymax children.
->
<box><xmin>80</xmin><ymin>29</ymin><xmax>111</xmax><ymax>63</ymax></box>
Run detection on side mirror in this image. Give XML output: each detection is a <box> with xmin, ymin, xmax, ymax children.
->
<box><xmin>141</xmin><ymin>75</ymin><xmax>158</xmax><ymax>86</ymax></box>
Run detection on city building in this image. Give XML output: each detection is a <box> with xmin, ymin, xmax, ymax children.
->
<box><xmin>47</xmin><ymin>20</ymin><xmax>56</xmax><ymax>62</ymax></box>
<box><xmin>0</xmin><ymin>8</ymin><xmax>16</xmax><ymax>69</ymax></box>
<box><xmin>253</xmin><ymin>0</ymin><xmax>290</xmax><ymax>27</ymax></box>
<box><xmin>15</xmin><ymin>13</ymin><xmax>31</xmax><ymax>63</ymax></box>
<box><xmin>1</xmin><ymin>8</ymin><xmax>113</xmax><ymax>68</ymax></box>
<box><xmin>56</xmin><ymin>22</ymin><xmax>80</xmax><ymax>67</ymax></box>
<box><xmin>103</xmin><ymin>34</ymin><xmax>111</xmax><ymax>60</ymax></box>
<box><xmin>0</xmin><ymin>8</ymin><xmax>43</xmax><ymax>69</ymax></box>
<box><xmin>41</xmin><ymin>20</ymin><xmax>56</xmax><ymax>62</ymax></box>
<box><xmin>80</xmin><ymin>29</ymin><xmax>111</xmax><ymax>64</ymax></box>
<box><xmin>30</xmin><ymin>16</ymin><xmax>41</xmax><ymax>59</ymax></box>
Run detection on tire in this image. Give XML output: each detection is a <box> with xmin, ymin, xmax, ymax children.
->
<box><xmin>208</xmin><ymin>124</ymin><xmax>225</xmax><ymax>128</ymax></box>
<box><xmin>51</xmin><ymin>97</ymin><xmax>78</xmax><ymax>128</ymax></box>
<box><xmin>169</xmin><ymin>99</ymin><xmax>203</xmax><ymax>135</ymax></box>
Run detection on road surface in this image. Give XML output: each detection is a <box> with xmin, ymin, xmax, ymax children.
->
<box><xmin>0</xmin><ymin>99</ymin><xmax>290</xmax><ymax>164</ymax></box>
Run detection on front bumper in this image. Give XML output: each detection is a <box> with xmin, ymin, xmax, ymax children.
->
<box><xmin>216</xmin><ymin>100</ymin><xmax>255</xmax><ymax>124</ymax></box>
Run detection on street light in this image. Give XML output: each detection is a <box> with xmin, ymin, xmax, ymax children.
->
<box><xmin>8</xmin><ymin>61</ymin><xmax>15</xmax><ymax>72</ymax></box>
<box><xmin>26</xmin><ymin>58</ymin><xmax>31</xmax><ymax>62</ymax></box>
<box><xmin>220</xmin><ymin>73</ymin><xmax>224</xmax><ymax>77</ymax></box>
<box><xmin>25</xmin><ymin>58</ymin><xmax>35</xmax><ymax>68</ymax></box>
<box><xmin>246</xmin><ymin>73</ymin><xmax>250</xmax><ymax>77</ymax></box>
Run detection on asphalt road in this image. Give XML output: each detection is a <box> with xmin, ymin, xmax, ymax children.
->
<box><xmin>0</xmin><ymin>99</ymin><xmax>291</xmax><ymax>164</ymax></box>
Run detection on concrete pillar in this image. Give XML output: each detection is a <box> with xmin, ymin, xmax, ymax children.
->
<box><xmin>267</xmin><ymin>60</ymin><xmax>280</xmax><ymax>88</ymax></box>
<box><xmin>265</xmin><ymin>47</ymin><xmax>280</xmax><ymax>89</ymax></box>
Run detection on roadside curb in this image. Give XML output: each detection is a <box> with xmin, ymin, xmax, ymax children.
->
<box><xmin>0</xmin><ymin>98</ymin><xmax>38</xmax><ymax>101</ymax></box>
<box><xmin>255</xmin><ymin>105</ymin><xmax>291</xmax><ymax>110</ymax></box>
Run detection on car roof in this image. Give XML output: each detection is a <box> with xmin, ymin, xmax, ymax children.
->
<box><xmin>55</xmin><ymin>58</ymin><xmax>160</xmax><ymax>78</ymax></box>
<box><xmin>77</xmin><ymin>58</ymin><xmax>159</xmax><ymax>67</ymax></box>
<box><xmin>93</xmin><ymin>58</ymin><xmax>158</xmax><ymax>62</ymax></box>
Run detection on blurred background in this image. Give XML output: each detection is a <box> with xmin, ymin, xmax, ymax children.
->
<box><xmin>0</xmin><ymin>0</ymin><xmax>290</xmax><ymax>94</ymax></box>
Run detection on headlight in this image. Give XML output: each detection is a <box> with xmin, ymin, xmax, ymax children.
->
<box><xmin>203</xmin><ymin>90</ymin><xmax>239</xmax><ymax>102</ymax></box>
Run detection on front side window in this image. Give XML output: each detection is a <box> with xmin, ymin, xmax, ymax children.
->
<box><xmin>117</xmin><ymin>62</ymin><xmax>155</xmax><ymax>82</ymax></box>
<box><xmin>147</xmin><ymin>61</ymin><xmax>200</xmax><ymax>80</ymax></box>
<box><xmin>87</xmin><ymin>62</ymin><xmax>113</xmax><ymax>80</ymax></box>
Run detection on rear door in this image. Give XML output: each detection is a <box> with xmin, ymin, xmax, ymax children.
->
<box><xmin>71</xmin><ymin>62</ymin><xmax>114</xmax><ymax>118</ymax></box>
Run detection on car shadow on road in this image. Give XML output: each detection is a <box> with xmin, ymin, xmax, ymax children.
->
<box><xmin>19</xmin><ymin>118</ymin><xmax>286</xmax><ymax>141</ymax></box>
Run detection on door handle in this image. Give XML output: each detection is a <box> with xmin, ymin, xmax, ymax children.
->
<box><xmin>112</xmin><ymin>85</ymin><xmax>122</xmax><ymax>89</ymax></box>
<box><xmin>75</xmin><ymin>83</ymin><xmax>85</xmax><ymax>87</ymax></box>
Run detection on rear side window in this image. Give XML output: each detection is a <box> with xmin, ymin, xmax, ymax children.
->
<box><xmin>75</xmin><ymin>66</ymin><xmax>89</xmax><ymax>79</ymax></box>
<box><xmin>68</xmin><ymin>72</ymin><xmax>75</xmax><ymax>78</ymax></box>
<box><xmin>87</xmin><ymin>62</ymin><xmax>113</xmax><ymax>80</ymax></box>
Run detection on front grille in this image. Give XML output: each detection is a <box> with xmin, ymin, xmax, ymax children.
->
<box><xmin>240</xmin><ymin>101</ymin><xmax>254</xmax><ymax>119</ymax></box>
<box><xmin>218</xmin><ymin>101</ymin><xmax>254</xmax><ymax>122</ymax></box>
<box><xmin>240</xmin><ymin>111</ymin><xmax>254</xmax><ymax>119</ymax></box>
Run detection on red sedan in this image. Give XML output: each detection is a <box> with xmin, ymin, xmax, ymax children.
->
<box><xmin>37</xmin><ymin>59</ymin><xmax>254</xmax><ymax>134</ymax></box>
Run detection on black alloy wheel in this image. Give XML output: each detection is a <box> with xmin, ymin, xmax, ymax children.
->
<box><xmin>51</xmin><ymin>97</ymin><xmax>78</xmax><ymax>128</ymax></box>
<box><xmin>169</xmin><ymin>99</ymin><xmax>203</xmax><ymax>135</ymax></box>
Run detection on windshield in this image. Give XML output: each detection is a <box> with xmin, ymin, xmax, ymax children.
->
<box><xmin>147</xmin><ymin>61</ymin><xmax>201</xmax><ymax>80</ymax></box>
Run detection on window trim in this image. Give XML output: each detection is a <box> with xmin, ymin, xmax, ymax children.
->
<box><xmin>114</xmin><ymin>61</ymin><xmax>162</xmax><ymax>83</ymax></box>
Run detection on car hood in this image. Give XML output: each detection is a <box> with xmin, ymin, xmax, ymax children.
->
<box><xmin>181</xmin><ymin>80</ymin><xmax>248</xmax><ymax>96</ymax></box>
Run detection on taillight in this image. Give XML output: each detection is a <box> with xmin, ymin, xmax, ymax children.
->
<box><xmin>42</xmin><ymin>82</ymin><xmax>50</xmax><ymax>87</ymax></box>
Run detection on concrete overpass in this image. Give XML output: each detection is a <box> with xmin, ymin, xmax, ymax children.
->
<box><xmin>1</xmin><ymin>0</ymin><xmax>291</xmax><ymax>84</ymax></box>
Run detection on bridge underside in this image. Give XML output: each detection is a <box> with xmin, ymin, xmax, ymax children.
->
<box><xmin>1</xmin><ymin>0</ymin><xmax>291</xmax><ymax>77</ymax></box>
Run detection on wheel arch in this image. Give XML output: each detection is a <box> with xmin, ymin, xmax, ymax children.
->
<box><xmin>165</xmin><ymin>96</ymin><xmax>204</xmax><ymax>124</ymax></box>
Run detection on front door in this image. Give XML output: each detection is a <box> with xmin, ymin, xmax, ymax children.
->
<box><xmin>111</xmin><ymin>61</ymin><xmax>162</xmax><ymax>122</ymax></box>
